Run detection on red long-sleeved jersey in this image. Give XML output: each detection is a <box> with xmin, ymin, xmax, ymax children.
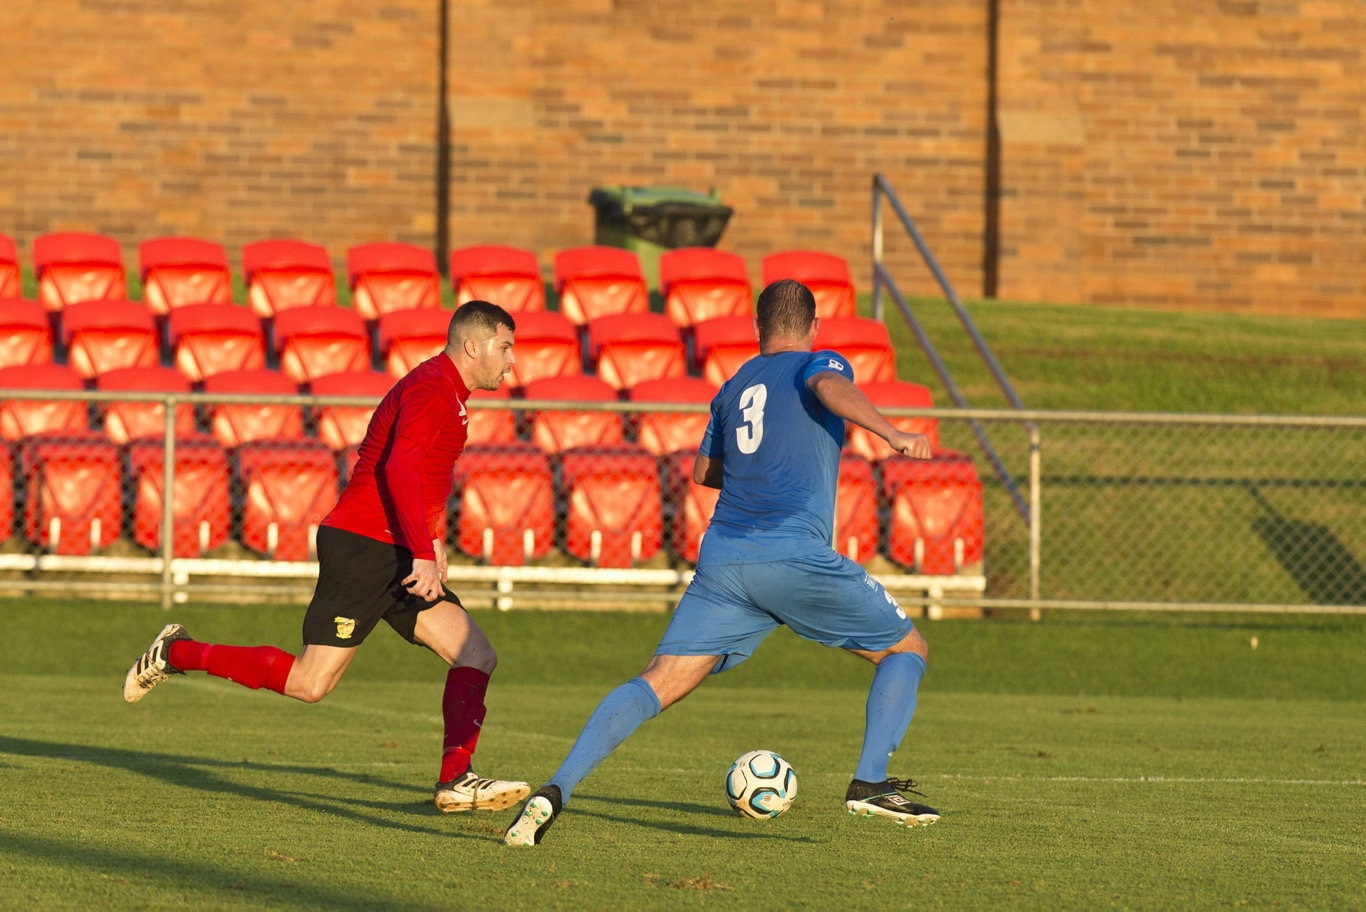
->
<box><xmin>321</xmin><ymin>354</ymin><xmax>469</xmax><ymax>560</ymax></box>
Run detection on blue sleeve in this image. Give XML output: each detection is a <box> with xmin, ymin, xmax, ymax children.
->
<box><xmin>804</xmin><ymin>350</ymin><xmax>854</xmax><ymax>386</ymax></box>
<box><xmin>699</xmin><ymin>396</ymin><xmax>724</xmax><ymax>459</ymax></box>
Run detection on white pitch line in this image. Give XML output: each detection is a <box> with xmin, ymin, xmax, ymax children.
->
<box><xmin>933</xmin><ymin>774</ymin><xmax>1365</xmax><ymax>787</ymax></box>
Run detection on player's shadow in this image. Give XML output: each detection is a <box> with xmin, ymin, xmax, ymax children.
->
<box><xmin>0</xmin><ymin>735</ymin><xmax>467</xmax><ymax>837</ymax></box>
<box><xmin>1246</xmin><ymin>483</ymin><xmax>1366</xmax><ymax>605</ymax></box>
<box><xmin>0</xmin><ymin>828</ymin><xmax>423</xmax><ymax>911</ymax></box>
<box><xmin>569</xmin><ymin>792</ymin><xmax>821</xmax><ymax>843</ymax></box>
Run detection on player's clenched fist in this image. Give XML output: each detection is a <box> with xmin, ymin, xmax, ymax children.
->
<box><xmin>888</xmin><ymin>429</ymin><xmax>933</xmax><ymax>459</ymax></box>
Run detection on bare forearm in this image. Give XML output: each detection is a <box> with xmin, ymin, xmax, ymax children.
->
<box><xmin>810</xmin><ymin>372</ymin><xmax>932</xmax><ymax>459</ymax></box>
<box><xmin>810</xmin><ymin>373</ymin><xmax>897</xmax><ymax>440</ymax></box>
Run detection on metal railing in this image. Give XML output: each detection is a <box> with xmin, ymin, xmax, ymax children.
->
<box><xmin>2</xmin><ymin>388</ymin><xmax>1362</xmax><ymax>615</ymax></box>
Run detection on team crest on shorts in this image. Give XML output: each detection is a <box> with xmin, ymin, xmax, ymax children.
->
<box><xmin>333</xmin><ymin>616</ymin><xmax>357</xmax><ymax>640</ymax></box>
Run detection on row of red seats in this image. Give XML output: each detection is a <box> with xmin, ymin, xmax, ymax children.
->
<box><xmin>0</xmin><ymin>434</ymin><xmax>333</xmax><ymax>562</ymax></box>
<box><xmin>0</xmin><ymin>436</ymin><xmax>983</xmax><ymax>574</ymax></box>
<box><xmin>2</xmin><ymin>233</ymin><xmax>983</xmax><ymax>574</ymax></box>
<box><xmin>0</xmin><ymin>296</ymin><xmax>900</xmax><ymax>389</ymax></box>
<box><xmin>0</xmin><ymin>231</ymin><xmax>859</xmax><ymax>326</ymax></box>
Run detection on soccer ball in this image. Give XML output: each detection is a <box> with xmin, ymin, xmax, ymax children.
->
<box><xmin>725</xmin><ymin>749</ymin><xmax>797</xmax><ymax>819</ymax></box>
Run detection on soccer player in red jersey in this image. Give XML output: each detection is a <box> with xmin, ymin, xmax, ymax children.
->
<box><xmin>123</xmin><ymin>300</ymin><xmax>530</xmax><ymax>813</ymax></box>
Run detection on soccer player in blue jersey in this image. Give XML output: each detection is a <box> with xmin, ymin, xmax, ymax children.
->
<box><xmin>505</xmin><ymin>279</ymin><xmax>940</xmax><ymax>846</ymax></box>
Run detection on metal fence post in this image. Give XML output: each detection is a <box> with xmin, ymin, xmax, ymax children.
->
<box><xmin>1028</xmin><ymin>422</ymin><xmax>1041</xmax><ymax>619</ymax></box>
<box><xmin>159</xmin><ymin>393</ymin><xmax>178</xmax><ymax>611</ymax></box>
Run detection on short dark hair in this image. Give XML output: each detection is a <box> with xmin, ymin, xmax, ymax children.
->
<box><xmin>755</xmin><ymin>279</ymin><xmax>816</xmax><ymax>346</ymax></box>
<box><xmin>448</xmin><ymin>299</ymin><xmax>515</xmax><ymax>347</ymax></box>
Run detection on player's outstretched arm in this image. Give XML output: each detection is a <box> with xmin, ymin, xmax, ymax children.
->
<box><xmin>809</xmin><ymin>371</ymin><xmax>932</xmax><ymax>459</ymax></box>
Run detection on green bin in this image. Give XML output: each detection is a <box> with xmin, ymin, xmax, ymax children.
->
<box><xmin>588</xmin><ymin>186</ymin><xmax>734</xmax><ymax>291</ymax></box>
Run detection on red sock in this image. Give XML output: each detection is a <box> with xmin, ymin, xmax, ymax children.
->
<box><xmin>439</xmin><ymin>666</ymin><xmax>490</xmax><ymax>782</ymax></box>
<box><xmin>168</xmin><ymin>640</ymin><xmax>295</xmax><ymax>695</ymax></box>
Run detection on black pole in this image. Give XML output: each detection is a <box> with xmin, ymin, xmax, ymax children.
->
<box><xmin>982</xmin><ymin>0</ymin><xmax>1001</xmax><ymax>299</ymax></box>
<box><xmin>435</xmin><ymin>0</ymin><xmax>451</xmax><ymax>278</ymax></box>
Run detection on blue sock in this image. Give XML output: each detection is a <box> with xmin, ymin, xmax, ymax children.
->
<box><xmin>549</xmin><ymin>676</ymin><xmax>662</xmax><ymax>804</ymax></box>
<box><xmin>854</xmin><ymin>652</ymin><xmax>927</xmax><ymax>783</ymax></box>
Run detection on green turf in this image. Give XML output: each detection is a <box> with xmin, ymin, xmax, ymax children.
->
<box><xmin>2</xmin><ymin>600</ymin><xmax>1362</xmax><ymax>910</ymax></box>
<box><xmin>884</xmin><ymin>295</ymin><xmax>1365</xmax><ymax>416</ymax></box>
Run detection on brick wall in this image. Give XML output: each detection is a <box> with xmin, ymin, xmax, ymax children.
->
<box><xmin>0</xmin><ymin>0</ymin><xmax>1360</xmax><ymax>317</ymax></box>
<box><xmin>443</xmin><ymin>0</ymin><xmax>988</xmax><ymax>295</ymax></box>
<box><xmin>998</xmin><ymin>0</ymin><xmax>1365</xmax><ymax>317</ymax></box>
<box><xmin>0</xmin><ymin>0</ymin><xmax>439</xmax><ymax>265</ymax></box>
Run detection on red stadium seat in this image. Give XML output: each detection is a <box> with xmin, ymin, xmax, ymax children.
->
<box><xmin>0</xmin><ymin>441</ymin><xmax>12</xmax><ymax>539</ymax></box>
<box><xmin>522</xmin><ymin>375</ymin><xmax>624</xmax><ymax>454</ymax></box>
<box><xmin>311</xmin><ymin>370</ymin><xmax>394</xmax><ymax>452</ymax></box>
<box><xmin>167</xmin><ymin>303</ymin><xmax>267</xmax><ymax>383</ymax></box>
<box><xmin>881</xmin><ymin>450</ymin><xmax>985</xmax><ymax>574</ymax></box>
<box><xmin>203</xmin><ymin>368</ymin><xmax>305</xmax><ymax>448</ymax></box>
<box><xmin>560</xmin><ymin>444</ymin><xmax>663</xmax><ymax>568</ymax></box>
<box><xmin>554</xmin><ymin>246</ymin><xmax>649</xmax><ymax>326</ymax></box>
<box><xmin>449</xmin><ymin>244</ymin><xmax>545</xmax><ymax>312</ymax></box>
<box><xmin>762</xmin><ymin>250</ymin><xmax>857</xmax><ymax>319</ymax></box>
<box><xmin>272</xmin><ymin>306</ymin><xmax>371</xmax><ymax>385</ymax></box>
<box><xmin>33</xmin><ymin>232</ymin><xmax>127</xmax><ymax>311</ymax></box>
<box><xmin>835</xmin><ymin>453</ymin><xmax>879</xmax><ymax>563</ymax></box>
<box><xmin>629</xmin><ymin>376</ymin><xmax>716</xmax><ymax>457</ymax></box>
<box><xmin>466</xmin><ymin>385</ymin><xmax>518</xmax><ymax>446</ymax></box>
<box><xmin>453</xmin><ymin>442</ymin><xmax>555</xmax><ymax>565</ymax></box>
<box><xmin>586</xmin><ymin>313</ymin><xmax>686</xmax><ymax>391</ymax></box>
<box><xmin>0</xmin><ymin>364</ymin><xmax>87</xmax><ymax>442</ymax></box>
<box><xmin>0</xmin><ymin>234</ymin><xmax>20</xmax><ymax>298</ymax></box>
<box><xmin>506</xmin><ymin>309</ymin><xmax>581</xmax><ymax>389</ymax></box>
<box><xmin>128</xmin><ymin>434</ymin><xmax>231</xmax><ymax>556</ymax></box>
<box><xmin>242</xmin><ymin>239</ymin><xmax>336</xmax><ymax>318</ymax></box>
<box><xmin>95</xmin><ymin>366</ymin><xmax>195</xmax><ymax>445</ymax></box>
<box><xmin>376</xmin><ymin>308</ymin><xmax>450</xmax><ymax>378</ymax></box>
<box><xmin>845</xmin><ymin>380</ymin><xmax>940</xmax><ymax>460</ymax></box>
<box><xmin>236</xmin><ymin>438</ymin><xmax>339</xmax><ymax>561</ymax></box>
<box><xmin>813</xmin><ymin>316</ymin><xmax>897</xmax><ymax>385</ymax></box>
<box><xmin>138</xmin><ymin>237</ymin><xmax>232</xmax><ymax>316</ymax></box>
<box><xmin>21</xmin><ymin>431</ymin><xmax>122</xmax><ymax>554</ymax></box>
<box><xmin>692</xmin><ymin>315</ymin><xmax>759</xmax><ymax>385</ymax></box>
<box><xmin>61</xmin><ymin>299</ymin><xmax>160</xmax><ymax>380</ymax></box>
<box><xmin>347</xmin><ymin>242</ymin><xmax>442</xmax><ymax>322</ymax></box>
<box><xmin>659</xmin><ymin>247</ymin><xmax>753</xmax><ymax>329</ymax></box>
<box><xmin>0</xmin><ymin>298</ymin><xmax>54</xmax><ymax>369</ymax></box>
<box><xmin>662</xmin><ymin>450</ymin><xmax>719</xmax><ymax>564</ymax></box>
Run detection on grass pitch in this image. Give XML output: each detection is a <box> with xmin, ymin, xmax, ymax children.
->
<box><xmin>1</xmin><ymin>600</ymin><xmax>1362</xmax><ymax>910</ymax></box>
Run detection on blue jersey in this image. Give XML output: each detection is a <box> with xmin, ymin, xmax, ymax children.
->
<box><xmin>698</xmin><ymin>349</ymin><xmax>853</xmax><ymax>563</ymax></box>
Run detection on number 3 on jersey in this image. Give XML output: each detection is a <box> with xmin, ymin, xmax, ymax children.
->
<box><xmin>735</xmin><ymin>383</ymin><xmax>767</xmax><ymax>454</ymax></box>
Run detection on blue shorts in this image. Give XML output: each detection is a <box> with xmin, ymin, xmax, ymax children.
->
<box><xmin>656</xmin><ymin>545</ymin><xmax>914</xmax><ymax>674</ymax></box>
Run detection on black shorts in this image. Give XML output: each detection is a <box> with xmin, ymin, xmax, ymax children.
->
<box><xmin>303</xmin><ymin>526</ymin><xmax>463</xmax><ymax>647</ymax></box>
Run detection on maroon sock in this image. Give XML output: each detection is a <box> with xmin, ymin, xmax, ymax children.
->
<box><xmin>439</xmin><ymin>666</ymin><xmax>490</xmax><ymax>782</ymax></box>
<box><xmin>168</xmin><ymin>640</ymin><xmax>294</xmax><ymax>694</ymax></box>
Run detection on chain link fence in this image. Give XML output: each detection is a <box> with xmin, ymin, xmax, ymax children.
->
<box><xmin>939</xmin><ymin>410</ymin><xmax>1366</xmax><ymax>612</ymax></box>
<box><xmin>0</xmin><ymin>387</ymin><xmax>1362</xmax><ymax>614</ymax></box>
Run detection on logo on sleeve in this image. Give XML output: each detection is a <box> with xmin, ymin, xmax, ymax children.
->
<box><xmin>459</xmin><ymin>401</ymin><xmax>468</xmax><ymax>426</ymax></box>
<box><xmin>828</xmin><ymin>359</ymin><xmax>845</xmax><ymax>371</ymax></box>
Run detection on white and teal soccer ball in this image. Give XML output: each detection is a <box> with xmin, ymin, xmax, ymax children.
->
<box><xmin>725</xmin><ymin>749</ymin><xmax>797</xmax><ymax>819</ymax></box>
